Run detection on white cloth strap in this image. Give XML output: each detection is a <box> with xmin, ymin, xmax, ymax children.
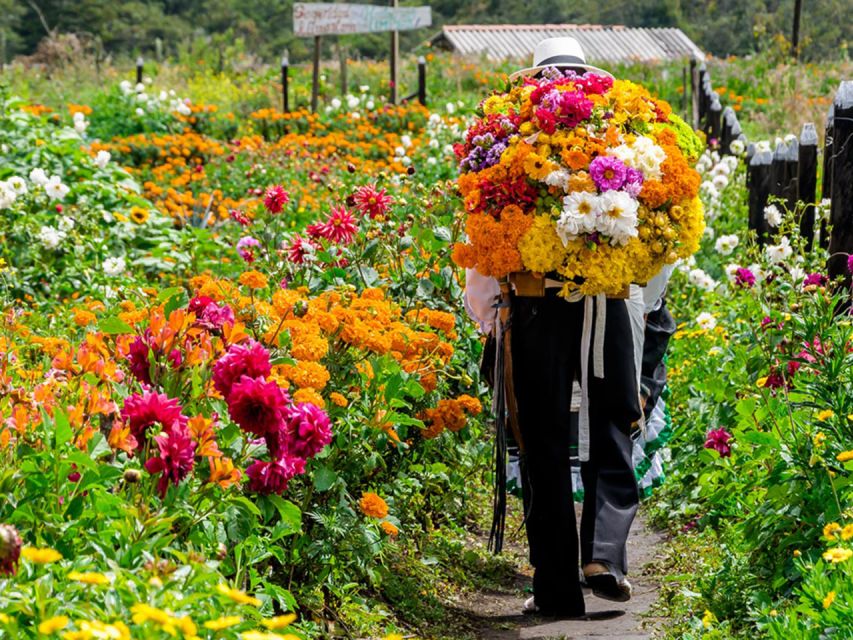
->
<box><xmin>577</xmin><ymin>293</ymin><xmax>607</xmax><ymax>462</ymax></box>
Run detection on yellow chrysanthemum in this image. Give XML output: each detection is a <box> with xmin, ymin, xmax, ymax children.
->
<box><xmin>824</xmin><ymin>523</ymin><xmax>842</xmax><ymax>538</ymax></box>
<box><xmin>217</xmin><ymin>583</ymin><xmax>262</xmax><ymax>607</ymax></box>
<box><xmin>824</xmin><ymin>591</ymin><xmax>836</xmax><ymax>609</ymax></box>
<box><xmin>817</xmin><ymin>409</ymin><xmax>835</xmax><ymax>421</ymax></box>
<box><xmin>204</xmin><ymin>616</ymin><xmax>242</xmax><ymax>630</ymax></box>
<box><xmin>261</xmin><ymin>614</ymin><xmax>297</xmax><ymax>630</ymax></box>
<box><xmin>22</xmin><ymin>547</ymin><xmax>63</xmax><ymax>564</ymax></box>
<box><xmin>822</xmin><ymin>547</ymin><xmax>853</xmax><ymax>564</ymax></box>
<box><xmin>518</xmin><ymin>215</ymin><xmax>565</xmax><ymax>274</ymax></box>
<box><xmin>38</xmin><ymin>616</ymin><xmax>69</xmax><ymax>634</ymax></box>
<box><xmin>837</xmin><ymin>450</ymin><xmax>853</xmax><ymax>463</ymax></box>
<box><xmin>68</xmin><ymin>571</ymin><xmax>111</xmax><ymax>585</ymax></box>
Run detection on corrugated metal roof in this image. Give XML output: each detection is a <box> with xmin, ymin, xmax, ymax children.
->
<box><xmin>430</xmin><ymin>24</ymin><xmax>704</xmax><ymax>63</ymax></box>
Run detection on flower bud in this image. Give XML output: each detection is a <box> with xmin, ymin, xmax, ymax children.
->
<box><xmin>0</xmin><ymin>524</ymin><xmax>22</xmax><ymax>576</ymax></box>
<box><xmin>123</xmin><ymin>469</ymin><xmax>141</xmax><ymax>484</ymax></box>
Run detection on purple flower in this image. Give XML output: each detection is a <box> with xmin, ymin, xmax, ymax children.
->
<box><xmin>803</xmin><ymin>272</ymin><xmax>827</xmax><ymax>288</ymax></box>
<box><xmin>704</xmin><ymin>428</ymin><xmax>732</xmax><ymax>457</ymax></box>
<box><xmin>623</xmin><ymin>167</ymin><xmax>645</xmax><ymax>197</ymax></box>
<box><xmin>589</xmin><ymin>156</ymin><xmax>628</xmax><ymax>191</ymax></box>
<box><xmin>847</xmin><ymin>254</ymin><xmax>853</xmax><ymax>275</ymax></box>
<box><xmin>237</xmin><ymin>236</ymin><xmax>261</xmax><ymax>263</ymax></box>
<box><xmin>734</xmin><ymin>267</ymin><xmax>756</xmax><ymax>288</ymax></box>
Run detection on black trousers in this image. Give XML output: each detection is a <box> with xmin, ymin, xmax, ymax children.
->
<box><xmin>511</xmin><ymin>292</ymin><xmax>641</xmax><ymax>614</ymax></box>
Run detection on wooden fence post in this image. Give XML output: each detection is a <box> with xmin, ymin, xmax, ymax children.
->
<box><xmin>311</xmin><ymin>36</ymin><xmax>321</xmax><ymax>113</ymax></box>
<box><xmin>281</xmin><ymin>52</ymin><xmax>290</xmax><ymax>113</ymax></box>
<box><xmin>721</xmin><ymin>106</ymin><xmax>735</xmax><ymax>154</ymax></box>
<box><xmin>136</xmin><ymin>56</ymin><xmax>144</xmax><ymax>84</ymax></box>
<box><xmin>798</xmin><ymin>123</ymin><xmax>819</xmax><ymax>250</ymax></box>
<box><xmin>820</xmin><ymin>104</ymin><xmax>835</xmax><ymax>249</ymax></box>
<box><xmin>748</xmin><ymin>148</ymin><xmax>774</xmax><ymax>244</ymax></box>
<box><xmin>827</xmin><ymin>82</ymin><xmax>853</xmax><ymax>285</ymax></box>
<box><xmin>389</xmin><ymin>0</ymin><xmax>399</xmax><ymax>104</ymax></box>
<box><xmin>417</xmin><ymin>55</ymin><xmax>427</xmax><ymax>106</ymax></box>
<box><xmin>690</xmin><ymin>59</ymin><xmax>700</xmax><ymax>129</ymax></box>
<box><xmin>708</xmin><ymin>96</ymin><xmax>722</xmax><ymax>146</ymax></box>
<box><xmin>697</xmin><ymin>63</ymin><xmax>708</xmax><ymax>125</ymax></box>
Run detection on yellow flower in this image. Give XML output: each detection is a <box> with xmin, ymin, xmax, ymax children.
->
<box><xmin>824</xmin><ymin>523</ymin><xmax>842</xmax><ymax>538</ymax></box>
<box><xmin>239</xmin><ymin>270</ymin><xmax>268</xmax><ymax>290</ymax></box>
<box><xmin>242</xmin><ymin>632</ymin><xmax>299</xmax><ymax>640</ymax></box>
<box><xmin>261</xmin><ymin>614</ymin><xmax>296</xmax><ymax>630</ymax></box>
<box><xmin>793</xmin><ymin>549</ymin><xmax>802</xmax><ymax>557</ymax></box>
<box><xmin>756</xmin><ymin>376</ymin><xmax>768</xmax><ymax>388</ymax></box>
<box><xmin>822</xmin><ymin>547</ymin><xmax>853</xmax><ymax>563</ymax></box>
<box><xmin>68</xmin><ymin>571</ymin><xmax>111</xmax><ymax>585</ymax></box>
<box><xmin>837</xmin><ymin>450</ymin><xmax>853</xmax><ymax>463</ymax></box>
<box><xmin>769</xmin><ymin>609</ymin><xmax>778</xmax><ymax>617</ymax></box>
<box><xmin>0</xmin><ymin>613</ymin><xmax>8</xmax><ymax>623</ymax></box>
<box><xmin>824</xmin><ymin>591</ymin><xmax>836</xmax><ymax>609</ymax></box>
<box><xmin>129</xmin><ymin>206</ymin><xmax>150</xmax><ymax>224</ymax></box>
<box><xmin>217</xmin><ymin>583</ymin><xmax>262</xmax><ymax>607</ymax></box>
<box><xmin>38</xmin><ymin>616</ymin><xmax>69</xmax><ymax>634</ymax></box>
<box><xmin>813</xmin><ymin>432</ymin><xmax>826</xmax><ymax>447</ymax></box>
<box><xmin>701</xmin><ymin>609</ymin><xmax>715</xmax><ymax>628</ymax></box>
<box><xmin>22</xmin><ymin>547</ymin><xmax>63</xmax><ymax>564</ymax></box>
<box><xmin>204</xmin><ymin>616</ymin><xmax>242</xmax><ymax>630</ymax></box>
<box><xmin>817</xmin><ymin>409</ymin><xmax>835</xmax><ymax>421</ymax></box>
<box><xmin>384</xmin><ymin>635</ymin><xmax>405</xmax><ymax>640</ymax></box>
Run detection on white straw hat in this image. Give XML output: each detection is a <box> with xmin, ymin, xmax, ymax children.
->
<box><xmin>508</xmin><ymin>37</ymin><xmax>613</xmax><ymax>81</ymax></box>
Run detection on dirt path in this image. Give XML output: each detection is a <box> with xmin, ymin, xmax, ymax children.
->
<box><xmin>447</xmin><ymin>508</ymin><xmax>666</xmax><ymax>640</ymax></box>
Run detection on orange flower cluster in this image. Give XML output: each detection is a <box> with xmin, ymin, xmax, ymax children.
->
<box><xmin>452</xmin><ymin>205</ymin><xmax>533</xmax><ymax>278</ymax></box>
<box><xmin>419</xmin><ymin>394</ymin><xmax>483</xmax><ymax>439</ymax></box>
<box><xmin>359</xmin><ymin>492</ymin><xmax>389</xmax><ymax>519</ymax></box>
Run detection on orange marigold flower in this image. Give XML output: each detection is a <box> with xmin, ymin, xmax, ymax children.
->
<box><xmin>329</xmin><ymin>392</ymin><xmax>348</xmax><ymax>407</ymax></box>
<box><xmin>239</xmin><ymin>270</ymin><xmax>268</xmax><ymax>290</ymax></box>
<box><xmin>380</xmin><ymin>521</ymin><xmax>399</xmax><ymax>537</ymax></box>
<box><xmin>73</xmin><ymin>308</ymin><xmax>97</xmax><ymax>327</ymax></box>
<box><xmin>359</xmin><ymin>492</ymin><xmax>389</xmax><ymax>519</ymax></box>
<box><xmin>292</xmin><ymin>387</ymin><xmax>326</xmax><ymax>408</ymax></box>
<box><xmin>457</xmin><ymin>394</ymin><xmax>483</xmax><ymax>415</ymax></box>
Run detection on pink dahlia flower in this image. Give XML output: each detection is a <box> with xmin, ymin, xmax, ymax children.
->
<box><xmin>287</xmin><ymin>235</ymin><xmax>318</xmax><ymax>264</ymax></box>
<box><xmin>245</xmin><ymin>456</ymin><xmax>306</xmax><ymax>495</ymax></box>
<box><xmin>353</xmin><ymin>184</ymin><xmax>393</xmax><ymax>219</ymax></box>
<box><xmin>735</xmin><ymin>268</ymin><xmax>756</xmax><ymax>288</ymax></box>
<box><xmin>212</xmin><ymin>341</ymin><xmax>272</xmax><ymax>398</ymax></box>
<box><xmin>285</xmin><ymin>402</ymin><xmax>333</xmax><ymax>460</ymax></box>
<box><xmin>0</xmin><ymin>524</ymin><xmax>22</xmax><ymax>576</ymax></box>
<box><xmin>589</xmin><ymin>155</ymin><xmax>628</xmax><ymax>192</ymax></box>
<box><xmin>263</xmin><ymin>185</ymin><xmax>290</xmax><ymax>214</ymax></box>
<box><xmin>236</xmin><ymin>236</ymin><xmax>261</xmax><ymax>263</ymax></box>
<box><xmin>308</xmin><ymin>206</ymin><xmax>358</xmax><ymax>245</ymax></box>
<box><xmin>226</xmin><ymin>375</ymin><xmax>289</xmax><ymax>437</ymax></box>
<box><xmin>121</xmin><ymin>391</ymin><xmax>188</xmax><ymax>444</ymax></box>
<box><xmin>704</xmin><ymin>428</ymin><xmax>733</xmax><ymax>457</ymax></box>
<box><xmin>144</xmin><ymin>423</ymin><xmax>197</xmax><ymax>497</ymax></box>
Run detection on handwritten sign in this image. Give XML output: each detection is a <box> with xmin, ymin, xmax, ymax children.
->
<box><xmin>294</xmin><ymin>3</ymin><xmax>432</xmax><ymax>37</ymax></box>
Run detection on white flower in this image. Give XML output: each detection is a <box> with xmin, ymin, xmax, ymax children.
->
<box><xmin>704</xmin><ymin>226</ymin><xmax>715</xmax><ymax>239</ymax></box>
<box><xmin>428</xmin><ymin>138</ymin><xmax>439</xmax><ymax>149</ymax></box>
<box><xmin>44</xmin><ymin>176</ymin><xmax>70</xmax><ymax>201</ymax></box>
<box><xmin>688</xmin><ymin>268</ymin><xmax>717</xmax><ymax>291</ymax></box>
<box><xmin>700</xmin><ymin>181</ymin><xmax>719</xmax><ymax>200</ymax></box>
<box><xmin>427</xmin><ymin>157</ymin><xmax>437</xmax><ymax>166</ymax></box>
<box><xmin>789</xmin><ymin>266</ymin><xmax>805</xmax><ymax>283</ymax></box>
<box><xmin>712</xmin><ymin>162</ymin><xmax>731</xmax><ymax>177</ymax></box>
<box><xmin>103</xmin><ymin>256</ymin><xmax>126</xmax><ymax>276</ymax></box>
<box><xmin>359</xmin><ymin>85</ymin><xmax>370</xmax><ymax>93</ymax></box>
<box><xmin>365</xmin><ymin>100</ymin><xmax>375</xmax><ymax>110</ymax></box>
<box><xmin>428</xmin><ymin>113</ymin><xmax>441</xmax><ymax>126</ymax></box>
<box><xmin>401</xmin><ymin>134</ymin><xmax>412</xmax><ymax>149</ymax></box>
<box><xmin>29</xmin><ymin>168</ymin><xmax>49</xmax><ymax>186</ymax></box>
<box><xmin>764</xmin><ymin>204</ymin><xmax>783</xmax><ymax>227</ymax></box>
<box><xmin>136</xmin><ymin>92</ymin><xmax>148</xmax><ymax>103</ymax></box>
<box><xmin>135</xmin><ymin>82</ymin><xmax>145</xmax><ymax>93</ymax></box>
<box><xmin>730</xmin><ymin>139</ymin><xmax>745</xmax><ymax>155</ymax></box>
<box><xmin>58</xmin><ymin>216</ymin><xmax>75</xmax><ymax>232</ymax></box>
<box><xmin>94</xmin><ymin>150</ymin><xmax>111</xmax><ymax>170</ymax></box>
<box><xmin>724</xmin><ymin>263</ymin><xmax>741</xmax><ymax>282</ymax></box>
<box><xmin>443</xmin><ymin>144</ymin><xmax>454</xmax><ymax>156</ymax></box>
<box><xmin>135</xmin><ymin>108</ymin><xmax>145</xmax><ymax>116</ymax></box>
<box><xmin>765</xmin><ymin>236</ymin><xmax>793</xmax><ymax>264</ymax></box>
<box><xmin>330</xmin><ymin>98</ymin><xmax>342</xmax><ymax>110</ymax></box>
<box><xmin>0</xmin><ymin>184</ymin><xmax>16</xmax><ymax>209</ymax></box>
<box><xmin>711</xmin><ymin>174</ymin><xmax>729</xmax><ymax>191</ymax></box>
<box><xmin>347</xmin><ymin>96</ymin><xmax>360</xmax><ymax>110</ymax></box>
<box><xmin>558</xmin><ymin>192</ymin><xmax>602</xmax><ymax>242</ymax></box>
<box><xmin>38</xmin><ymin>226</ymin><xmax>65</xmax><ymax>249</ymax></box>
<box><xmin>394</xmin><ymin>146</ymin><xmax>406</xmax><ymax>157</ymax></box>
<box><xmin>544</xmin><ymin>169</ymin><xmax>570</xmax><ymax>190</ymax></box>
<box><xmin>596</xmin><ymin>191</ymin><xmax>639</xmax><ymax>245</ymax></box>
<box><xmin>696</xmin><ymin>312</ymin><xmax>717</xmax><ymax>331</ymax></box>
<box><xmin>445</xmin><ymin>102</ymin><xmax>455</xmax><ymax>114</ymax></box>
<box><xmin>715</xmin><ymin>234</ymin><xmax>739</xmax><ymax>256</ymax></box>
<box><xmin>400</xmin><ymin>156</ymin><xmax>412</xmax><ymax>166</ymax></box>
<box><xmin>5</xmin><ymin>176</ymin><xmax>27</xmax><ymax>196</ymax></box>
<box><xmin>175</xmin><ymin>102</ymin><xmax>191</xmax><ymax>116</ymax></box>
<box><xmin>350</xmin><ymin>112</ymin><xmax>360</xmax><ymax>119</ymax></box>
<box><xmin>119</xmin><ymin>80</ymin><xmax>132</xmax><ymax>94</ymax></box>
<box><xmin>818</xmin><ymin>198</ymin><xmax>832</xmax><ymax>221</ymax></box>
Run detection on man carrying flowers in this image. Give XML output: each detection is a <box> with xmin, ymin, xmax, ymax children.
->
<box><xmin>459</xmin><ymin>38</ymin><xmax>704</xmax><ymax>618</ymax></box>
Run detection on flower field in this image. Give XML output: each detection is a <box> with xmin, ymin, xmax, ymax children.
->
<box><xmin>0</xmin><ymin>50</ymin><xmax>852</xmax><ymax>639</ymax></box>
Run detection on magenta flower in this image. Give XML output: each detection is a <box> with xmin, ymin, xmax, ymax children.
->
<box><xmin>236</xmin><ymin>236</ymin><xmax>261</xmax><ymax>263</ymax></box>
<box><xmin>353</xmin><ymin>184</ymin><xmax>394</xmax><ymax>219</ymax></box>
<box><xmin>623</xmin><ymin>167</ymin><xmax>645</xmax><ymax>196</ymax></box>
<box><xmin>285</xmin><ymin>402</ymin><xmax>333</xmax><ymax>459</ymax></box>
<box><xmin>734</xmin><ymin>268</ymin><xmax>756</xmax><ymax>288</ymax></box>
<box><xmin>144</xmin><ymin>423</ymin><xmax>197</xmax><ymax>497</ymax></box>
<box><xmin>287</xmin><ymin>235</ymin><xmax>318</xmax><ymax>264</ymax></box>
<box><xmin>589</xmin><ymin>156</ymin><xmax>628</xmax><ymax>191</ymax></box>
<box><xmin>245</xmin><ymin>456</ymin><xmax>306</xmax><ymax>495</ymax></box>
<box><xmin>704</xmin><ymin>428</ymin><xmax>733</xmax><ymax>457</ymax></box>
<box><xmin>263</xmin><ymin>185</ymin><xmax>289</xmax><ymax>214</ymax></box>
<box><xmin>803</xmin><ymin>272</ymin><xmax>827</xmax><ymax>288</ymax></box>
<box><xmin>121</xmin><ymin>391</ymin><xmax>189</xmax><ymax>445</ymax></box>
<box><xmin>226</xmin><ymin>375</ymin><xmax>289</xmax><ymax>438</ymax></box>
<box><xmin>555</xmin><ymin>90</ymin><xmax>594</xmax><ymax>128</ymax></box>
<box><xmin>212</xmin><ymin>341</ymin><xmax>272</xmax><ymax>398</ymax></box>
<box><xmin>307</xmin><ymin>206</ymin><xmax>358</xmax><ymax>245</ymax></box>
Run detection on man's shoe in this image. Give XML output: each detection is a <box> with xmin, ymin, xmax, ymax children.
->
<box><xmin>582</xmin><ymin>562</ymin><xmax>632</xmax><ymax>603</ymax></box>
<box><xmin>521</xmin><ymin>596</ymin><xmax>585</xmax><ymax>618</ymax></box>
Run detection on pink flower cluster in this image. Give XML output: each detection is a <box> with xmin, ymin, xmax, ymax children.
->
<box><xmin>189</xmin><ymin>296</ymin><xmax>235</xmax><ymax>334</ymax></box>
<box><xmin>704</xmin><ymin>428</ymin><xmax>733</xmax><ymax>457</ymax></box>
<box><xmin>263</xmin><ymin>185</ymin><xmax>290</xmax><ymax>214</ymax></box>
<box><xmin>213</xmin><ymin>341</ymin><xmax>332</xmax><ymax>494</ymax></box>
<box><xmin>307</xmin><ymin>206</ymin><xmax>358</xmax><ymax>245</ymax></box>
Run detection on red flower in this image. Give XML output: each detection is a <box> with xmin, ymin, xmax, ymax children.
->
<box><xmin>144</xmin><ymin>423</ymin><xmax>197</xmax><ymax>497</ymax></box>
<box><xmin>704</xmin><ymin>428</ymin><xmax>733</xmax><ymax>457</ymax></box>
<box><xmin>0</xmin><ymin>524</ymin><xmax>22</xmax><ymax>576</ymax></box>
<box><xmin>245</xmin><ymin>456</ymin><xmax>305</xmax><ymax>495</ymax></box>
<box><xmin>127</xmin><ymin>332</ymin><xmax>182</xmax><ymax>385</ymax></box>
<box><xmin>226</xmin><ymin>376</ymin><xmax>289</xmax><ymax>437</ymax></box>
<box><xmin>285</xmin><ymin>402</ymin><xmax>333</xmax><ymax>459</ymax></box>
<box><xmin>263</xmin><ymin>185</ymin><xmax>290</xmax><ymax>214</ymax></box>
<box><xmin>353</xmin><ymin>184</ymin><xmax>393</xmax><ymax>219</ymax></box>
<box><xmin>121</xmin><ymin>391</ymin><xmax>188</xmax><ymax>445</ymax></box>
<box><xmin>287</xmin><ymin>235</ymin><xmax>318</xmax><ymax>264</ymax></box>
<box><xmin>308</xmin><ymin>206</ymin><xmax>358</xmax><ymax>245</ymax></box>
<box><xmin>212</xmin><ymin>341</ymin><xmax>272</xmax><ymax>398</ymax></box>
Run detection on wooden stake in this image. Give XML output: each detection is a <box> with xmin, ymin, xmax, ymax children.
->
<box><xmin>311</xmin><ymin>36</ymin><xmax>321</xmax><ymax>113</ymax></box>
<box><xmin>820</xmin><ymin>104</ymin><xmax>834</xmax><ymax>249</ymax></box>
<box><xmin>389</xmin><ymin>0</ymin><xmax>399</xmax><ymax>104</ymax></box>
<box><xmin>792</xmin><ymin>0</ymin><xmax>803</xmax><ymax>60</ymax></box>
<box><xmin>748</xmin><ymin>149</ymin><xmax>773</xmax><ymax>244</ymax></box>
<box><xmin>798</xmin><ymin>123</ymin><xmax>819</xmax><ymax>250</ymax></box>
<box><xmin>337</xmin><ymin>40</ymin><xmax>348</xmax><ymax>96</ymax></box>
<box><xmin>828</xmin><ymin>82</ymin><xmax>853</xmax><ymax>285</ymax></box>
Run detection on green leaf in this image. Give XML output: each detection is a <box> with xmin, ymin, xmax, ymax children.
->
<box><xmin>229</xmin><ymin>496</ymin><xmax>262</xmax><ymax>517</ymax></box>
<box><xmin>433</xmin><ymin>226</ymin><xmax>452</xmax><ymax>242</ymax></box>
<box><xmin>313</xmin><ymin>466</ymin><xmax>337</xmax><ymax>492</ymax></box>
<box><xmin>54</xmin><ymin>408</ymin><xmax>72</xmax><ymax>448</ymax></box>
<box><xmin>739</xmin><ymin>431</ymin><xmax>779</xmax><ymax>448</ymax></box>
<box><xmin>98</xmin><ymin>316</ymin><xmax>134</xmax><ymax>335</ymax></box>
<box><xmin>265</xmin><ymin>496</ymin><xmax>302</xmax><ymax>534</ymax></box>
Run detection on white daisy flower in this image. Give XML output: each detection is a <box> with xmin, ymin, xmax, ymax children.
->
<box><xmin>764</xmin><ymin>204</ymin><xmax>783</xmax><ymax>227</ymax></box>
<box><xmin>596</xmin><ymin>191</ymin><xmax>639</xmax><ymax>245</ymax></box>
<box><xmin>29</xmin><ymin>168</ymin><xmax>49</xmax><ymax>186</ymax></box>
<box><xmin>44</xmin><ymin>176</ymin><xmax>70</xmax><ymax>201</ymax></box>
<box><xmin>38</xmin><ymin>226</ymin><xmax>65</xmax><ymax>249</ymax></box>
<box><xmin>696</xmin><ymin>312</ymin><xmax>717</xmax><ymax>330</ymax></box>
<box><xmin>103</xmin><ymin>256</ymin><xmax>126</xmax><ymax>276</ymax></box>
<box><xmin>5</xmin><ymin>176</ymin><xmax>27</xmax><ymax>196</ymax></box>
<box><xmin>94</xmin><ymin>150</ymin><xmax>111</xmax><ymax>170</ymax></box>
<box><xmin>715</xmin><ymin>234</ymin><xmax>739</xmax><ymax>256</ymax></box>
<box><xmin>765</xmin><ymin>237</ymin><xmax>793</xmax><ymax>264</ymax></box>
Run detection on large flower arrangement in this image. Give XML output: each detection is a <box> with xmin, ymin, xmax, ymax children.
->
<box><xmin>451</xmin><ymin>67</ymin><xmax>705</xmax><ymax>296</ymax></box>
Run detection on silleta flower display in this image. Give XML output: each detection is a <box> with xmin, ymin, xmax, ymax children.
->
<box><xmin>452</xmin><ymin>67</ymin><xmax>706</xmax><ymax>296</ymax></box>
